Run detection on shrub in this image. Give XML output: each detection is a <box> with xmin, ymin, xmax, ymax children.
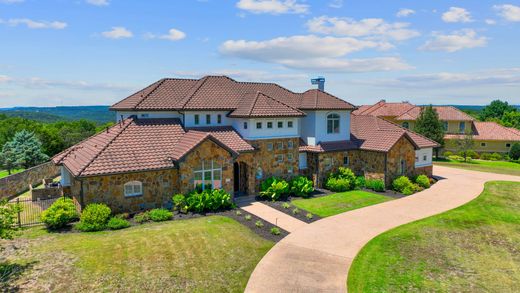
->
<box><xmin>115</xmin><ymin>213</ymin><xmax>130</xmax><ymax>219</ymax></box>
<box><xmin>185</xmin><ymin>189</ymin><xmax>233</xmax><ymax>213</ymax></box>
<box><xmin>255</xmin><ymin>220</ymin><xmax>264</xmax><ymax>228</ymax></box>
<box><xmin>134</xmin><ymin>211</ymin><xmax>150</xmax><ymax>224</ymax></box>
<box><xmin>172</xmin><ymin>194</ymin><xmax>186</xmax><ymax>212</ymax></box>
<box><xmin>458</xmin><ymin>150</ymin><xmax>478</xmax><ymax>159</ymax></box>
<box><xmin>306</xmin><ymin>213</ymin><xmax>313</xmax><ymax>220</ymax></box>
<box><xmin>289</xmin><ymin>176</ymin><xmax>314</xmax><ymax>198</ymax></box>
<box><xmin>245</xmin><ymin>215</ymin><xmax>252</xmax><ymax>221</ymax></box>
<box><xmin>366</xmin><ymin>179</ymin><xmax>385</xmax><ymax>192</ymax></box>
<box><xmin>149</xmin><ymin>208</ymin><xmax>173</xmax><ymax>222</ymax></box>
<box><xmin>236</xmin><ymin>210</ymin><xmax>242</xmax><ymax>216</ymax></box>
<box><xmin>510</xmin><ymin>143</ymin><xmax>520</xmax><ymax>160</ymax></box>
<box><xmin>260</xmin><ymin>177</ymin><xmax>289</xmax><ymax>201</ymax></box>
<box><xmin>480</xmin><ymin>153</ymin><xmax>492</xmax><ymax>160</ymax></box>
<box><xmin>292</xmin><ymin>208</ymin><xmax>300</xmax><ymax>215</ymax></box>
<box><xmin>355</xmin><ymin>176</ymin><xmax>366</xmax><ymax>189</ymax></box>
<box><xmin>448</xmin><ymin>155</ymin><xmax>465</xmax><ymax>162</ymax></box>
<box><xmin>490</xmin><ymin>152</ymin><xmax>502</xmax><ymax>161</ymax></box>
<box><xmin>282</xmin><ymin>202</ymin><xmax>291</xmax><ymax>209</ymax></box>
<box><xmin>443</xmin><ymin>151</ymin><xmax>453</xmax><ymax>157</ymax></box>
<box><xmin>325</xmin><ymin>177</ymin><xmax>351</xmax><ymax>192</ymax></box>
<box><xmin>392</xmin><ymin>176</ymin><xmax>414</xmax><ymax>194</ymax></box>
<box><xmin>107</xmin><ymin>217</ymin><xmax>130</xmax><ymax>230</ymax></box>
<box><xmin>76</xmin><ymin>203</ymin><xmax>111</xmax><ymax>232</ymax></box>
<box><xmin>270</xmin><ymin>227</ymin><xmax>281</xmax><ymax>235</ymax></box>
<box><xmin>415</xmin><ymin>175</ymin><xmax>430</xmax><ymax>189</ymax></box>
<box><xmin>41</xmin><ymin>197</ymin><xmax>79</xmax><ymax>230</ymax></box>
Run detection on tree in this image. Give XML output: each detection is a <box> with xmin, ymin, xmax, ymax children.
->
<box><xmin>413</xmin><ymin>105</ymin><xmax>445</xmax><ymax>157</ymax></box>
<box><xmin>0</xmin><ymin>143</ymin><xmax>17</xmax><ymax>175</ymax></box>
<box><xmin>0</xmin><ymin>199</ymin><xmax>21</xmax><ymax>239</ymax></box>
<box><xmin>479</xmin><ymin>100</ymin><xmax>517</xmax><ymax>121</ymax></box>
<box><xmin>510</xmin><ymin>143</ymin><xmax>520</xmax><ymax>160</ymax></box>
<box><xmin>501</xmin><ymin>111</ymin><xmax>520</xmax><ymax>129</ymax></box>
<box><xmin>452</xmin><ymin>132</ymin><xmax>475</xmax><ymax>162</ymax></box>
<box><xmin>2</xmin><ymin>130</ymin><xmax>49</xmax><ymax>169</ymax></box>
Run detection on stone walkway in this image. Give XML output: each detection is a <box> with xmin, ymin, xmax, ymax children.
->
<box><xmin>245</xmin><ymin>166</ymin><xmax>520</xmax><ymax>292</ymax></box>
<box><xmin>238</xmin><ymin>200</ymin><xmax>307</xmax><ymax>233</ymax></box>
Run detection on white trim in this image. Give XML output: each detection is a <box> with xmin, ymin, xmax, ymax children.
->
<box><xmin>124</xmin><ymin>181</ymin><xmax>143</xmax><ymax>197</ymax></box>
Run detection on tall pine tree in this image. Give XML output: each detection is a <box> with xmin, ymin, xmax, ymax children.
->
<box><xmin>1</xmin><ymin>130</ymin><xmax>49</xmax><ymax>169</ymax></box>
<box><xmin>414</xmin><ymin>105</ymin><xmax>445</xmax><ymax>157</ymax></box>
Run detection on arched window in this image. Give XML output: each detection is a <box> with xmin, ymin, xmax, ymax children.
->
<box><xmin>124</xmin><ymin>181</ymin><xmax>143</xmax><ymax>197</ymax></box>
<box><xmin>327</xmin><ymin>113</ymin><xmax>340</xmax><ymax>134</ymax></box>
<box><xmin>402</xmin><ymin>122</ymin><xmax>409</xmax><ymax>129</ymax></box>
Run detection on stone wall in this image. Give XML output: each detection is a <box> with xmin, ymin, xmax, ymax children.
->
<box><xmin>414</xmin><ymin>165</ymin><xmax>433</xmax><ymax>177</ymax></box>
<box><xmin>386</xmin><ymin>136</ymin><xmax>417</xmax><ymax>185</ymax></box>
<box><xmin>246</xmin><ymin>138</ymin><xmax>300</xmax><ymax>192</ymax></box>
<box><xmin>0</xmin><ymin>162</ymin><xmax>60</xmax><ymax>199</ymax></box>
<box><xmin>67</xmin><ymin>169</ymin><xmax>178</xmax><ymax>214</ymax></box>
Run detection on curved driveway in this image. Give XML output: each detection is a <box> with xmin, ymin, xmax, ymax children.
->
<box><xmin>245</xmin><ymin>165</ymin><xmax>520</xmax><ymax>293</ymax></box>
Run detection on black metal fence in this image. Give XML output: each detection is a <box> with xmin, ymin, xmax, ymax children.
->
<box><xmin>9</xmin><ymin>196</ymin><xmax>61</xmax><ymax>227</ymax></box>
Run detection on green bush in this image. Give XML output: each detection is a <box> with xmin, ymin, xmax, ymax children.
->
<box><xmin>270</xmin><ymin>227</ymin><xmax>281</xmax><ymax>235</ymax></box>
<box><xmin>355</xmin><ymin>176</ymin><xmax>366</xmax><ymax>189</ymax></box>
<box><xmin>306</xmin><ymin>213</ymin><xmax>313</xmax><ymax>220</ymax></box>
<box><xmin>415</xmin><ymin>175</ymin><xmax>430</xmax><ymax>189</ymax></box>
<box><xmin>255</xmin><ymin>220</ymin><xmax>264</xmax><ymax>228</ymax></box>
<box><xmin>245</xmin><ymin>215</ymin><xmax>252</xmax><ymax>221</ymax></box>
<box><xmin>149</xmin><ymin>208</ymin><xmax>173</xmax><ymax>222</ymax></box>
<box><xmin>172</xmin><ymin>194</ymin><xmax>186</xmax><ymax>212</ymax></box>
<box><xmin>510</xmin><ymin>143</ymin><xmax>520</xmax><ymax>160</ymax></box>
<box><xmin>365</xmin><ymin>179</ymin><xmax>385</xmax><ymax>192</ymax></box>
<box><xmin>490</xmin><ymin>152</ymin><xmax>503</xmax><ymax>161</ymax></box>
<box><xmin>236</xmin><ymin>210</ymin><xmax>242</xmax><ymax>216</ymax></box>
<box><xmin>259</xmin><ymin>177</ymin><xmax>289</xmax><ymax>201</ymax></box>
<box><xmin>443</xmin><ymin>151</ymin><xmax>453</xmax><ymax>157</ymax></box>
<box><xmin>282</xmin><ymin>202</ymin><xmax>291</xmax><ymax>209</ymax></box>
<box><xmin>115</xmin><ymin>213</ymin><xmax>130</xmax><ymax>219</ymax></box>
<box><xmin>292</xmin><ymin>208</ymin><xmax>300</xmax><ymax>215</ymax></box>
<box><xmin>41</xmin><ymin>197</ymin><xmax>79</xmax><ymax>230</ymax></box>
<box><xmin>480</xmin><ymin>153</ymin><xmax>492</xmax><ymax>160</ymax></box>
<box><xmin>76</xmin><ymin>203</ymin><xmax>111</xmax><ymax>232</ymax></box>
<box><xmin>185</xmin><ymin>189</ymin><xmax>233</xmax><ymax>213</ymax></box>
<box><xmin>289</xmin><ymin>176</ymin><xmax>314</xmax><ymax>198</ymax></box>
<box><xmin>448</xmin><ymin>155</ymin><xmax>466</xmax><ymax>162</ymax></box>
<box><xmin>134</xmin><ymin>211</ymin><xmax>150</xmax><ymax>224</ymax></box>
<box><xmin>458</xmin><ymin>150</ymin><xmax>478</xmax><ymax>159</ymax></box>
<box><xmin>107</xmin><ymin>217</ymin><xmax>130</xmax><ymax>230</ymax></box>
<box><xmin>325</xmin><ymin>177</ymin><xmax>351</xmax><ymax>192</ymax></box>
<box><xmin>392</xmin><ymin>176</ymin><xmax>415</xmax><ymax>194</ymax></box>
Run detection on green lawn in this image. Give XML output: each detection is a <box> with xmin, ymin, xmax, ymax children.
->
<box><xmin>2</xmin><ymin>216</ymin><xmax>273</xmax><ymax>292</ymax></box>
<box><xmin>348</xmin><ymin>181</ymin><xmax>520</xmax><ymax>292</ymax></box>
<box><xmin>291</xmin><ymin>190</ymin><xmax>392</xmax><ymax>217</ymax></box>
<box><xmin>0</xmin><ymin>169</ymin><xmax>24</xmax><ymax>179</ymax></box>
<box><xmin>434</xmin><ymin>159</ymin><xmax>520</xmax><ymax>176</ymax></box>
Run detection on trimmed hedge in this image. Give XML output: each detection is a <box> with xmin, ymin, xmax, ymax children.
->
<box><xmin>76</xmin><ymin>203</ymin><xmax>111</xmax><ymax>232</ymax></box>
<box><xmin>40</xmin><ymin>197</ymin><xmax>79</xmax><ymax>230</ymax></box>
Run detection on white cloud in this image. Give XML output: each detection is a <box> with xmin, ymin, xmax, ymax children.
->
<box><xmin>236</xmin><ymin>0</ymin><xmax>309</xmax><ymax>15</ymax></box>
<box><xmin>86</xmin><ymin>0</ymin><xmax>109</xmax><ymax>6</ymax></box>
<box><xmin>442</xmin><ymin>7</ymin><xmax>473</xmax><ymax>23</ymax></box>
<box><xmin>306</xmin><ymin>16</ymin><xmax>420</xmax><ymax>41</ymax></box>
<box><xmin>354</xmin><ymin>68</ymin><xmax>520</xmax><ymax>88</ymax></box>
<box><xmin>101</xmin><ymin>27</ymin><xmax>133</xmax><ymax>39</ymax></box>
<box><xmin>420</xmin><ymin>29</ymin><xmax>487</xmax><ymax>52</ymax></box>
<box><xmin>485</xmin><ymin>19</ymin><xmax>496</xmax><ymax>25</ymax></box>
<box><xmin>156</xmin><ymin>28</ymin><xmax>186</xmax><ymax>41</ymax></box>
<box><xmin>0</xmin><ymin>75</ymin><xmax>13</xmax><ymax>82</ymax></box>
<box><xmin>220</xmin><ymin>35</ymin><xmax>411</xmax><ymax>72</ymax></box>
<box><xmin>0</xmin><ymin>0</ymin><xmax>24</xmax><ymax>3</ymax></box>
<box><xmin>328</xmin><ymin>0</ymin><xmax>343</xmax><ymax>9</ymax></box>
<box><xmin>0</xmin><ymin>18</ymin><xmax>67</xmax><ymax>29</ymax></box>
<box><xmin>494</xmin><ymin>4</ymin><xmax>520</xmax><ymax>22</ymax></box>
<box><xmin>396</xmin><ymin>8</ymin><xmax>415</xmax><ymax>18</ymax></box>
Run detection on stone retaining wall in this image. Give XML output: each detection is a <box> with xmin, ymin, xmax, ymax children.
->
<box><xmin>0</xmin><ymin>162</ymin><xmax>60</xmax><ymax>199</ymax></box>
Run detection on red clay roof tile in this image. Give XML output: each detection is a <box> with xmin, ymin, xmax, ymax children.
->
<box><xmin>445</xmin><ymin>121</ymin><xmax>520</xmax><ymax>141</ymax></box>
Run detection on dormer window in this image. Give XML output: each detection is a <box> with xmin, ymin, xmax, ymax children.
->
<box><xmin>402</xmin><ymin>122</ymin><xmax>409</xmax><ymax>129</ymax></box>
<box><xmin>327</xmin><ymin>113</ymin><xmax>340</xmax><ymax>134</ymax></box>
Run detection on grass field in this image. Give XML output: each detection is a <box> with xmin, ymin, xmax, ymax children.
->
<box><xmin>434</xmin><ymin>159</ymin><xmax>520</xmax><ymax>176</ymax></box>
<box><xmin>348</xmin><ymin>181</ymin><xmax>520</xmax><ymax>292</ymax></box>
<box><xmin>2</xmin><ymin>216</ymin><xmax>273</xmax><ymax>292</ymax></box>
<box><xmin>0</xmin><ymin>169</ymin><xmax>24</xmax><ymax>179</ymax></box>
<box><xmin>291</xmin><ymin>190</ymin><xmax>392</xmax><ymax>217</ymax></box>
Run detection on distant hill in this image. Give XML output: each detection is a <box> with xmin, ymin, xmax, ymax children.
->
<box><xmin>449</xmin><ymin>105</ymin><xmax>520</xmax><ymax>112</ymax></box>
<box><xmin>0</xmin><ymin>106</ymin><xmax>113</xmax><ymax>124</ymax></box>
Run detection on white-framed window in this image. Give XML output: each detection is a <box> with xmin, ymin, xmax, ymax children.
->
<box><xmin>217</xmin><ymin>114</ymin><xmax>222</xmax><ymax>124</ymax></box>
<box><xmin>327</xmin><ymin>113</ymin><xmax>340</xmax><ymax>134</ymax></box>
<box><xmin>481</xmin><ymin>142</ymin><xmax>487</xmax><ymax>147</ymax></box>
<box><xmin>243</xmin><ymin>122</ymin><xmax>248</xmax><ymax>129</ymax></box>
<box><xmin>459</xmin><ymin>121</ymin><xmax>465</xmax><ymax>133</ymax></box>
<box><xmin>194</xmin><ymin>114</ymin><xmax>200</xmax><ymax>125</ymax></box>
<box><xmin>287</xmin><ymin>121</ymin><xmax>293</xmax><ymax>128</ymax></box>
<box><xmin>423</xmin><ymin>155</ymin><xmax>427</xmax><ymax>161</ymax></box>
<box><xmin>267</xmin><ymin>122</ymin><xmax>273</xmax><ymax>128</ymax></box>
<box><xmin>277</xmin><ymin>121</ymin><xmax>283</xmax><ymax>128</ymax></box>
<box><xmin>124</xmin><ymin>181</ymin><xmax>143</xmax><ymax>197</ymax></box>
<box><xmin>206</xmin><ymin>114</ymin><xmax>211</xmax><ymax>124</ymax></box>
<box><xmin>343</xmin><ymin>156</ymin><xmax>349</xmax><ymax>166</ymax></box>
<box><xmin>506</xmin><ymin>143</ymin><xmax>511</xmax><ymax>148</ymax></box>
<box><xmin>193</xmin><ymin>160</ymin><xmax>222</xmax><ymax>191</ymax></box>
<box><xmin>256</xmin><ymin>122</ymin><xmax>262</xmax><ymax>129</ymax></box>
<box><xmin>287</xmin><ymin>141</ymin><xmax>294</xmax><ymax>149</ymax></box>
<box><xmin>287</xmin><ymin>153</ymin><xmax>293</xmax><ymax>162</ymax></box>
<box><xmin>267</xmin><ymin>143</ymin><xmax>273</xmax><ymax>151</ymax></box>
<box><xmin>443</xmin><ymin>121</ymin><xmax>448</xmax><ymax>131</ymax></box>
<box><xmin>276</xmin><ymin>154</ymin><xmax>284</xmax><ymax>163</ymax></box>
<box><xmin>288</xmin><ymin>166</ymin><xmax>293</xmax><ymax>174</ymax></box>
<box><xmin>402</xmin><ymin>122</ymin><xmax>409</xmax><ymax>129</ymax></box>
<box><xmin>277</xmin><ymin>142</ymin><xmax>284</xmax><ymax>150</ymax></box>
<box><xmin>323</xmin><ymin>157</ymin><xmax>333</xmax><ymax>169</ymax></box>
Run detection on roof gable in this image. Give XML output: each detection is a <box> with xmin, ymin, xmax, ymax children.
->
<box><xmin>229</xmin><ymin>92</ymin><xmax>305</xmax><ymax>118</ymax></box>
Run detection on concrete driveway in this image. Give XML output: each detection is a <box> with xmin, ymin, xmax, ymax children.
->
<box><xmin>245</xmin><ymin>165</ymin><xmax>520</xmax><ymax>293</ymax></box>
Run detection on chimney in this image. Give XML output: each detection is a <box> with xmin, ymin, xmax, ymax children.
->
<box><xmin>311</xmin><ymin>76</ymin><xmax>325</xmax><ymax>91</ymax></box>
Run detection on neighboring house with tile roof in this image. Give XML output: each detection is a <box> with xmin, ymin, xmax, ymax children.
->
<box><xmin>54</xmin><ymin>76</ymin><xmax>437</xmax><ymax>213</ymax></box>
<box><xmin>355</xmin><ymin>100</ymin><xmax>520</xmax><ymax>154</ymax></box>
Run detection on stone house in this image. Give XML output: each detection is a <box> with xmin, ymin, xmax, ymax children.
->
<box><xmin>53</xmin><ymin>76</ymin><xmax>438</xmax><ymax>213</ymax></box>
<box><xmin>354</xmin><ymin>100</ymin><xmax>520</xmax><ymax>154</ymax></box>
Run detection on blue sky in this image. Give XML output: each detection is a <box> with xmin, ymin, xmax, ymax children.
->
<box><xmin>1</xmin><ymin>0</ymin><xmax>519</xmax><ymax>107</ymax></box>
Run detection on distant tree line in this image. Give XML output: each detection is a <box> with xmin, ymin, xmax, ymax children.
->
<box><xmin>0</xmin><ymin>114</ymin><xmax>113</xmax><ymax>174</ymax></box>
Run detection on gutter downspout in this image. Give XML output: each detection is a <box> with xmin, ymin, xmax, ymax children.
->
<box><xmin>79</xmin><ymin>179</ymin><xmax>85</xmax><ymax>209</ymax></box>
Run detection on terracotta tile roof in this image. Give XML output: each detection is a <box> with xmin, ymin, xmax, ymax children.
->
<box><xmin>445</xmin><ymin>122</ymin><xmax>520</xmax><ymax>141</ymax></box>
<box><xmin>352</xmin><ymin>100</ymin><xmax>415</xmax><ymax>117</ymax></box>
<box><xmin>395</xmin><ymin>106</ymin><xmax>475</xmax><ymax>121</ymax></box>
<box><xmin>350</xmin><ymin>115</ymin><xmax>439</xmax><ymax>152</ymax></box>
<box><xmin>53</xmin><ymin>118</ymin><xmax>253</xmax><ymax>177</ymax></box>
<box><xmin>299</xmin><ymin>140</ymin><xmax>358</xmax><ymax>153</ymax></box>
<box><xmin>186</xmin><ymin>126</ymin><xmax>255</xmax><ymax>152</ymax></box>
<box><xmin>229</xmin><ymin>92</ymin><xmax>305</xmax><ymax>118</ymax></box>
<box><xmin>110</xmin><ymin>75</ymin><xmax>356</xmax><ymax>112</ymax></box>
